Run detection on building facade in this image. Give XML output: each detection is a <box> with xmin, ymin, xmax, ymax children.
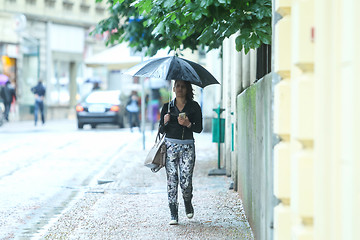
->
<box><xmin>273</xmin><ymin>0</ymin><xmax>360</xmax><ymax>239</ymax></box>
<box><xmin>0</xmin><ymin>0</ymin><xmax>108</xmax><ymax>120</ymax></box>
<box><xmin>219</xmin><ymin>0</ymin><xmax>360</xmax><ymax>239</ymax></box>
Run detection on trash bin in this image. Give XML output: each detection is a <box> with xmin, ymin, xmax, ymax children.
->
<box><xmin>209</xmin><ymin>105</ymin><xmax>226</xmax><ymax>174</ymax></box>
<box><xmin>212</xmin><ymin>117</ymin><xmax>225</xmax><ymax>143</ymax></box>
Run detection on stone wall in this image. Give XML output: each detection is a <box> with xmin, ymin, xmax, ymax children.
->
<box><xmin>236</xmin><ymin>74</ymin><xmax>274</xmax><ymax>240</ymax></box>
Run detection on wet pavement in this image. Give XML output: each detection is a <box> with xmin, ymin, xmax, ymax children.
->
<box><xmin>37</xmin><ymin>130</ymin><xmax>254</xmax><ymax>240</ymax></box>
<box><xmin>0</xmin><ymin>120</ymin><xmax>143</xmax><ymax>239</ymax></box>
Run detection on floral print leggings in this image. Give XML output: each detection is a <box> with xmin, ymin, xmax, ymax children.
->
<box><xmin>165</xmin><ymin>141</ymin><xmax>195</xmax><ymax>204</ymax></box>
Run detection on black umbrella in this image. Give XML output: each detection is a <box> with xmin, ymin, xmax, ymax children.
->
<box><xmin>125</xmin><ymin>56</ymin><xmax>219</xmax><ymax>88</ymax></box>
<box><xmin>85</xmin><ymin>77</ymin><xmax>102</xmax><ymax>84</ymax></box>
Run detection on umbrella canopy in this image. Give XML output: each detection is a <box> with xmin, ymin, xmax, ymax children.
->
<box><xmin>84</xmin><ymin>77</ymin><xmax>102</xmax><ymax>84</ymax></box>
<box><xmin>0</xmin><ymin>74</ymin><xmax>9</xmax><ymax>85</ymax></box>
<box><xmin>125</xmin><ymin>56</ymin><xmax>219</xmax><ymax>88</ymax></box>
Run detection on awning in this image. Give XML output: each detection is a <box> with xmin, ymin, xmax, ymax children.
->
<box><xmin>85</xmin><ymin>44</ymin><xmax>142</xmax><ymax>70</ymax></box>
<box><xmin>84</xmin><ymin>44</ymin><xmax>170</xmax><ymax>70</ymax></box>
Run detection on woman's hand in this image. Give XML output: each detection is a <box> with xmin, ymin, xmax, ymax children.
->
<box><xmin>164</xmin><ymin>113</ymin><xmax>170</xmax><ymax>124</ymax></box>
<box><xmin>178</xmin><ymin>116</ymin><xmax>190</xmax><ymax>127</ymax></box>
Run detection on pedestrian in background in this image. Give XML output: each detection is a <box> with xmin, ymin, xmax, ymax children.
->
<box><xmin>92</xmin><ymin>82</ymin><xmax>100</xmax><ymax>91</ymax></box>
<box><xmin>159</xmin><ymin>80</ymin><xmax>203</xmax><ymax>225</ymax></box>
<box><xmin>31</xmin><ymin>80</ymin><xmax>46</xmax><ymax>126</ymax></box>
<box><xmin>126</xmin><ymin>90</ymin><xmax>140</xmax><ymax>132</ymax></box>
<box><xmin>0</xmin><ymin>80</ymin><xmax>16</xmax><ymax>122</ymax></box>
<box><xmin>147</xmin><ymin>88</ymin><xmax>161</xmax><ymax>131</ymax></box>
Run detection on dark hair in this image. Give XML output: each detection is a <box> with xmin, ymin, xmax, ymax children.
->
<box><xmin>175</xmin><ymin>80</ymin><xmax>194</xmax><ymax>100</ymax></box>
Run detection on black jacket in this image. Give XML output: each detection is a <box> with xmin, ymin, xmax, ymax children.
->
<box><xmin>31</xmin><ymin>83</ymin><xmax>46</xmax><ymax>97</ymax></box>
<box><xmin>0</xmin><ymin>82</ymin><xmax>16</xmax><ymax>104</ymax></box>
<box><xmin>159</xmin><ymin>99</ymin><xmax>203</xmax><ymax>140</ymax></box>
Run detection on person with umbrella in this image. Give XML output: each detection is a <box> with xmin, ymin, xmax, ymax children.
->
<box><xmin>126</xmin><ymin>55</ymin><xmax>219</xmax><ymax>225</ymax></box>
<box><xmin>159</xmin><ymin>80</ymin><xmax>203</xmax><ymax>225</ymax></box>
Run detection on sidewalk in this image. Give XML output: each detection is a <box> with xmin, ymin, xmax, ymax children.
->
<box><xmin>42</xmin><ymin>132</ymin><xmax>254</xmax><ymax>240</ymax></box>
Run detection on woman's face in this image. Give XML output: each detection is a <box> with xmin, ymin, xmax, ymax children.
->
<box><xmin>173</xmin><ymin>80</ymin><xmax>187</xmax><ymax>98</ymax></box>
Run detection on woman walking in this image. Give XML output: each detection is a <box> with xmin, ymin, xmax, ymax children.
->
<box><xmin>159</xmin><ymin>80</ymin><xmax>203</xmax><ymax>225</ymax></box>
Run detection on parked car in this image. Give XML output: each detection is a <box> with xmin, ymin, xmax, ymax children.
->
<box><xmin>76</xmin><ymin>90</ymin><xmax>125</xmax><ymax>129</ymax></box>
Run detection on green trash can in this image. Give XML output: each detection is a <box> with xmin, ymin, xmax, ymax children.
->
<box><xmin>212</xmin><ymin>118</ymin><xmax>225</xmax><ymax>143</ymax></box>
<box><xmin>210</xmin><ymin>105</ymin><xmax>225</xmax><ymax>171</ymax></box>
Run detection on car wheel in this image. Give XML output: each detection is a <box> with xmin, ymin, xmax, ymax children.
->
<box><xmin>91</xmin><ymin>124</ymin><xmax>96</xmax><ymax>129</ymax></box>
<box><xmin>118</xmin><ymin>116</ymin><xmax>124</xmax><ymax>128</ymax></box>
<box><xmin>78</xmin><ymin>122</ymin><xmax>84</xmax><ymax>129</ymax></box>
<box><xmin>118</xmin><ymin>121</ymin><xmax>124</xmax><ymax>128</ymax></box>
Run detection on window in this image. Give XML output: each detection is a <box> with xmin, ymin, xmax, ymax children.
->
<box><xmin>256</xmin><ymin>44</ymin><xmax>271</xmax><ymax>80</ymax></box>
<box><xmin>80</xmin><ymin>0</ymin><xmax>90</xmax><ymax>13</ymax></box>
<box><xmin>25</xmin><ymin>0</ymin><xmax>36</xmax><ymax>4</ymax></box>
<box><xmin>95</xmin><ymin>3</ymin><xmax>106</xmax><ymax>15</ymax></box>
<box><xmin>49</xmin><ymin>60</ymin><xmax>70</xmax><ymax>105</ymax></box>
<box><xmin>45</xmin><ymin>0</ymin><xmax>56</xmax><ymax>8</ymax></box>
<box><xmin>62</xmin><ymin>0</ymin><xmax>74</xmax><ymax>11</ymax></box>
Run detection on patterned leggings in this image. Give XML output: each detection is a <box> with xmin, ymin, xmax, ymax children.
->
<box><xmin>165</xmin><ymin>141</ymin><xmax>195</xmax><ymax>204</ymax></box>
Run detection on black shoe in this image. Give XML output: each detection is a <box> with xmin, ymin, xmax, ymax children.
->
<box><xmin>169</xmin><ymin>203</ymin><xmax>178</xmax><ymax>225</ymax></box>
<box><xmin>184</xmin><ymin>200</ymin><xmax>194</xmax><ymax>219</ymax></box>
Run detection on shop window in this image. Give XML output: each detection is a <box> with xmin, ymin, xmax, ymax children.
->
<box><xmin>23</xmin><ymin>55</ymin><xmax>39</xmax><ymax>104</ymax></box>
<box><xmin>1</xmin><ymin>56</ymin><xmax>16</xmax><ymax>84</ymax></box>
<box><xmin>49</xmin><ymin>60</ymin><xmax>70</xmax><ymax>105</ymax></box>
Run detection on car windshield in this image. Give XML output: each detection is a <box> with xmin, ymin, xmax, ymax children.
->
<box><xmin>85</xmin><ymin>91</ymin><xmax>121</xmax><ymax>104</ymax></box>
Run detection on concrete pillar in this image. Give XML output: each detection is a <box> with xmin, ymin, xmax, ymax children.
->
<box><xmin>231</xmin><ymin>33</ymin><xmax>242</xmax><ymax>190</ymax></box>
<box><xmin>242</xmin><ymin>51</ymin><xmax>250</xmax><ymax>89</ymax></box>
<box><xmin>249</xmin><ymin>49</ymin><xmax>257</xmax><ymax>84</ymax></box>
<box><xmin>69</xmin><ymin>62</ymin><xmax>77</xmax><ymax>108</ymax></box>
<box><xmin>46</xmin><ymin>21</ymin><xmax>52</xmax><ymax>106</ymax></box>
<box><xmin>222</xmin><ymin>37</ymin><xmax>232</xmax><ymax>171</ymax></box>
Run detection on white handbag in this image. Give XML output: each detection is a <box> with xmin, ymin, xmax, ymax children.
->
<box><xmin>144</xmin><ymin>130</ymin><xmax>166</xmax><ymax>172</ymax></box>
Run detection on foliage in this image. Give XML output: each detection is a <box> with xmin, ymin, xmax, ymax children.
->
<box><xmin>92</xmin><ymin>0</ymin><xmax>271</xmax><ymax>56</ymax></box>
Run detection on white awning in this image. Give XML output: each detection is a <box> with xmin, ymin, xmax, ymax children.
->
<box><xmin>85</xmin><ymin>44</ymin><xmax>142</xmax><ymax>69</ymax></box>
<box><xmin>85</xmin><ymin>44</ymin><xmax>170</xmax><ymax>70</ymax></box>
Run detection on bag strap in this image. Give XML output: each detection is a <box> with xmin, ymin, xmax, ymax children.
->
<box><xmin>156</xmin><ymin>129</ymin><xmax>162</xmax><ymax>142</ymax></box>
<box><xmin>157</xmin><ymin>100</ymin><xmax>171</xmax><ymax>142</ymax></box>
<box><xmin>155</xmin><ymin>98</ymin><xmax>172</xmax><ymax>144</ymax></box>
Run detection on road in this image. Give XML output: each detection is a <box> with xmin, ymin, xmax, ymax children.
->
<box><xmin>0</xmin><ymin>120</ymin><xmax>143</xmax><ymax>239</ymax></box>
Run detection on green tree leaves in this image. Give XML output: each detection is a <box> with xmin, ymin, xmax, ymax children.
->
<box><xmin>94</xmin><ymin>0</ymin><xmax>272</xmax><ymax>56</ymax></box>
